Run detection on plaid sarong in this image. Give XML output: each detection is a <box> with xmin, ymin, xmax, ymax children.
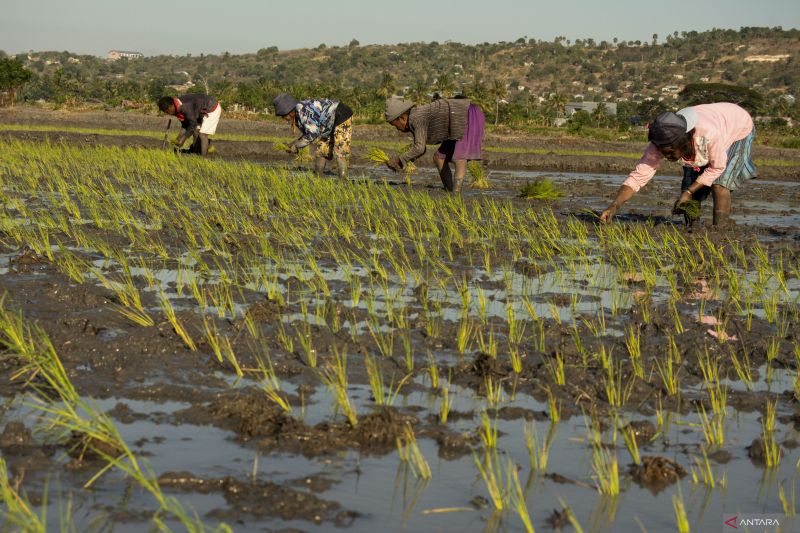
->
<box><xmin>718</xmin><ymin>129</ymin><xmax>757</xmax><ymax>190</ymax></box>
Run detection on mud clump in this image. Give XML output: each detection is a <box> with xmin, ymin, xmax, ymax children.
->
<box><xmin>629</xmin><ymin>456</ymin><xmax>687</xmax><ymax>493</ymax></box>
<box><xmin>349</xmin><ymin>406</ymin><xmax>418</xmax><ymax>454</ymax></box>
<box><xmin>623</xmin><ymin>420</ymin><xmax>658</xmax><ymax>443</ymax></box>
<box><xmin>159</xmin><ymin>471</ymin><xmax>357</xmax><ymax>525</ymax></box>
<box><xmin>243</xmin><ymin>297</ymin><xmax>284</xmax><ymax>324</ymax></box>
<box><xmin>0</xmin><ymin>421</ymin><xmax>33</xmax><ymax>449</ymax></box>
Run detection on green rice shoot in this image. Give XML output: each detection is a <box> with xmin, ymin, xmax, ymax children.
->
<box><xmin>468</xmin><ymin>161</ymin><xmax>490</xmax><ymax>189</ymax></box>
<box><xmin>519</xmin><ymin>178</ymin><xmax>563</xmax><ymax>200</ymax></box>
<box><xmin>676</xmin><ymin>199</ymin><xmax>702</xmax><ymax>220</ymax></box>
<box><xmin>367</xmin><ymin>148</ymin><xmax>390</xmax><ymax>165</ymax></box>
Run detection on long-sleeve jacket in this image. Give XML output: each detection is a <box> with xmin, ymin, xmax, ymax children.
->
<box><xmin>175</xmin><ymin>94</ymin><xmax>219</xmax><ymax>135</ymax></box>
<box><xmin>623</xmin><ymin>102</ymin><xmax>754</xmax><ymax>192</ymax></box>
<box><xmin>292</xmin><ymin>99</ymin><xmax>352</xmax><ymax>149</ymax></box>
<box><xmin>399</xmin><ymin>98</ymin><xmax>472</xmax><ymax>165</ymax></box>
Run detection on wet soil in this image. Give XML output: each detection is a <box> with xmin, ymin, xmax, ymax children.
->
<box><xmin>0</xmin><ymin>106</ymin><xmax>799</xmax><ymax>531</ymax></box>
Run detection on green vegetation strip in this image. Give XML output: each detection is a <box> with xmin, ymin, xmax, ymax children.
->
<box><xmin>0</xmin><ymin>123</ymin><xmax>797</xmax><ymax>166</ymax></box>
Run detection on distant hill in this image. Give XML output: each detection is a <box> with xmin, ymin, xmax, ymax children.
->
<box><xmin>5</xmin><ymin>27</ymin><xmax>799</xmax><ymax>127</ymax></box>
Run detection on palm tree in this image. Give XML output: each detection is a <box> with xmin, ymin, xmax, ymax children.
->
<box><xmin>488</xmin><ymin>79</ymin><xmax>508</xmax><ymax>125</ymax></box>
<box><xmin>405</xmin><ymin>78</ymin><xmax>430</xmax><ymax>105</ymax></box>
<box><xmin>548</xmin><ymin>92</ymin><xmax>568</xmax><ymax>116</ymax></box>
<box><xmin>375</xmin><ymin>71</ymin><xmax>396</xmax><ymax>99</ymax></box>
<box><xmin>591</xmin><ymin>102</ymin><xmax>608</xmax><ymax>127</ymax></box>
<box><xmin>433</xmin><ymin>73</ymin><xmax>455</xmax><ymax>98</ymax></box>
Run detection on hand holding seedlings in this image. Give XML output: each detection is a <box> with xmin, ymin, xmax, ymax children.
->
<box><xmin>386</xmin><ymin>155</ymin><xmax>402</xmax><ymax>172</ymax></box>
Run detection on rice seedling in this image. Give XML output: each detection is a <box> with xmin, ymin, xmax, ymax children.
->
<box><xmin>294</xmin><ymin>321</ymin><xmax>317</xmax><ymax>367</ymax></box>
<box><xmin>255</xmin><ymin>352</ymin><xmax>292</xmax><ymax>413</ymax></box>
<box><xmin>690</xmin><ymin>448</ymin><xmax>717</xmax><ymax>488</ymax></box>
<box><xmin>730</xmin><ymin>349</ymin><xmax>754</xmax><ymax>391</ymax></box>
<box><xmin>158</xmin><ymin>288</ymin><xmax>196</xmax><ymax>351</ymax></box>
<box><xmin>484</xmin><ymin>376</ymin><xmax>505</xmax><ymax>407</ymax></box>
<box><xmin>654</xmin><ymin>342</ymin><xmax>680</xmax><ymax>397</ymax></box>
<box><xmin>779</xmin><ymin>481</ymin><xmax>796</xmax><ymax>517</ymax></box>
<box><xmin>472</xmin><ymin>446</ymin><xmax>511</xmax><ymax>511</ymax></box>
<box><xmin>479</xmin><ymin>411</ymin><xmax>499</xmax><ymax>450</ymax></box>
<box><xmin>524</xmin><ymin>422</ymin><xmax>555</xmax><ymax>471</ymax></box>
<box><xmin>365</xmin><ymin>353</ymin><xmax>410</xmax><ymax>406</ymax></box>
<box><xmin>318</xmin><ymin>345</ymin><xmax>358</xmax><ymax>427</ymax></box>
<box><xmin>620</xmin><ymin>424</ymin><xmax>641</xmax><ymax>465</ymax></box>
<box><xmin>508</xmin><ymin>463</ymin><xmax>535</xmax><ymax>533</ymax></box>
<box><xmin>0</xmin><ymin>457</ymin><xmax>46</xmax><ymax>531</ymax></box>
<box><xmin>519</xmin><ymin>178</ymin><xmax>563</xmax><ymax>200</ymax></box>
<box><xmin>276</xmin><ymin>322</ymin><xmax>295</xmax><ymax>353</ymax></box>
<box><xmin>675</xmin><ymin>199</ymin><xmax>701</xmax><ymax>223</ymax></box>
<box><xmin>545</xmin><ymin>352</ymin><xmax>565</xmax><ymax>386</ymax></box>
<box><xmin>457</xmin><ymin>314</ymin><xmax>474</xmax><ymax>354</ymax></box>
<box><xmin>672</xmin><ymin>488</ymin><xmax>691</xmax><ymax>533</ymax></box>
<box><xmin>591</xmin><ymin>440</ymin><xmax>620</xmax><ymax>496</ymax></box>
<box><xmin>468</xmin><ymin>161</ymin><xmax>490</xmax><ymax>189</ymax></box>
<box><xmin>546</xmin><ymin>388</ymin><xmax>561</xmax><ymax>423</ymax></box>
<box><xmin>396</xmin><ymin>424</ymin><xmax>432</xmax><ymax>480</ymax></box>
<box><xmin>367</xmin><ymin>147</ymin><xmax>390</xmax><ymax>165</ymax></box>
<box><xmin>761</xmin><ymin>400</ymin><xmax>782</xmax><ymax>469</ymax></box>
<box><xmin>766</xmin><ymin>336</ymin><xmax>781</xmax><ymax>362</ymax></box>
<box><xmin>439</xmin><ymin>378</ymin><xmax>452</xmax><ymax>424</ymax></box>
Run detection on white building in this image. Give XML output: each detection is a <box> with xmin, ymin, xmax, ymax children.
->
<box><xmin>108</xmin><ymin>50</ymin><xmax>144</xmax><ymax>60</ymax></box>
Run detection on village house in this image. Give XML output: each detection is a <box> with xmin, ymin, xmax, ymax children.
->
<box><xmin>107</xmin><ymin>50</ymin><xmax>144</xmax><ymax>61</ymax></box>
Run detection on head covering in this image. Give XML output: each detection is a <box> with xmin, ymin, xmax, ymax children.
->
<box><xmin>273</xmin><ymin>94</ymin><xmax>298</xmax><ymax>116</ymax></box>
<box><xmin>676</xmin><ymin>107</ymin><xmax>698</xmax><ymax>131</ymax></box>
<box><xmin>648</xmin><ymin>111</ymin><xmax>689</xmax><ymax>147</ymax></box>
<box><xmin>384</xmin><ymin>96</ymin><xmax>415</xmax><ymax>122</ymax></box>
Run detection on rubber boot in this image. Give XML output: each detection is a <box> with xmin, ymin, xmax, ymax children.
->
<box><xmin>336</xmin><ymin>156</ymin><xmax>348</xmax><ymax>180</ymax></box>
<box><xmin>313</xmin><ymin>156</ymin><xmax>327</xmax><ymax>176</ymax></box>
<box><xmin>711</xmin><ymin>185</ymin><xmax>733</xmax><ymax>228</ymax></box>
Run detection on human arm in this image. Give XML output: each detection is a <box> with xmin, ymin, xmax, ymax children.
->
<box><xmin>398</xmin><ymin>115</ymin><xmax>428</xmax><ymax>166</ymax></box>
<box><xmin>600</xmin><ymin>185</ymin><xmax>637</xmax><ymax>222</ymax></box>
<box><xmin>620</xmin><ymin>143</ymin><xmax>663</xmax><ymax>192</ymax></box>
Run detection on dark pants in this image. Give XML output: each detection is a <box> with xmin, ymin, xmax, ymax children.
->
<box><xmin>681</xmin><ymin>166</ymin><xmax>712</xmax><ymax>203</ymax></box>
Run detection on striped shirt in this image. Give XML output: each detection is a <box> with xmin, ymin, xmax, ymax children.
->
<box><xmin>399</xmin><ymin>98</ymin><xmax>472</xmax><ymax>165</ymax></box>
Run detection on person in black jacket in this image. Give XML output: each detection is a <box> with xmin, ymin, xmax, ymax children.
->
<box><xmin>157</xmin><ymin>94</ymin><xmax>222</xmax><ymax>156</ymax></box>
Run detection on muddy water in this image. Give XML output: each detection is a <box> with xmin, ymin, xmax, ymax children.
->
<box><xmin>1</xmin><ymin>159</ymin><xmax>799</xmax><ymax>532</ymax></box>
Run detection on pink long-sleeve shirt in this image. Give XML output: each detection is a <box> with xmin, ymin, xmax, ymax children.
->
<box><xmin>622</xmin><ymin>103</ymin><xmax>754</xmax><ymax>192</ymax></box>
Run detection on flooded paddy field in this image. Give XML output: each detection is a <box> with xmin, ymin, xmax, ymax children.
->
<box><xmin>0</xmin><ymin>133</ymin><xmax>799</xmax><ymax>532</ymax></box>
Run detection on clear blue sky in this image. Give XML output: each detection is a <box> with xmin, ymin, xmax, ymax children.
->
<box><xmin>2</xmin><ymin>0</ymin><xmax>798</xmax><ymax>56</ymax></box>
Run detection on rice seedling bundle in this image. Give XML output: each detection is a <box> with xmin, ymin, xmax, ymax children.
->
<box><xmin>519</xmin><ymin>178</ymin><xmax>563</xmax><ymax>200</ymax></box>
<box><xmin>367</xmin><ymin>148</ymin><xmax>390</xmax><ymax>165</ymax></box>
<box><xmin>676</xmin><ymin>199</ymin><xmax>701</xmax><ymax>220</ymax></box>
<box><xmin>468</xmin><ymin>161</ymin><xmax>490</xmax><ymax>189</ymax></box>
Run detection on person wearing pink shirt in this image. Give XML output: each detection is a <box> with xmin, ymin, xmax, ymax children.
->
<box><xmin>600</xmin><ymin>102</ymin><xmax>757</xmax><ymax>227</ymax></box>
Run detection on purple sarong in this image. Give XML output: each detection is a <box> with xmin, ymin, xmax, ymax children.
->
<box><xmin>436</xmin><ymin>104</ymin><xmax>484</xmax><ymax>161</ymax></box>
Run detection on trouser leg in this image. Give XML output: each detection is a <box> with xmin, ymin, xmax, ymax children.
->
<box><xmin>711</xmin><ymin>183</ymin><xmax>733</xmax><ymax>227</ymax></box>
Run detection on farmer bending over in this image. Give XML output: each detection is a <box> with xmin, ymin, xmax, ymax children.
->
<box><xmin>273</xmin><ymin>94</ymin><xmax>353</xmax><ymax>179</ymax></box>
<box><xmin>157</xmin><ymin>94</ymin><xmax>222</xmax><ymax>156</ymax></box>
<box><xmin>384</xmin><ymin>95</ymin><xmax>485</xmax><ymax>193</ymax></box>
<box><xmin>600</xmin><ymin>102</ymin><xmax>756</xmax><ymax>227</ymax></box>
